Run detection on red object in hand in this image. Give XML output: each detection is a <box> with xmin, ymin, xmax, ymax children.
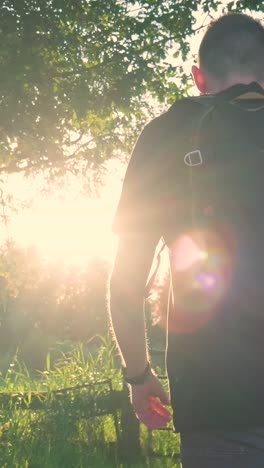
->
<box><xmin>137</xmin><ymin>396</ymin><xmax>171</xmax><ymax>430</ymax></box>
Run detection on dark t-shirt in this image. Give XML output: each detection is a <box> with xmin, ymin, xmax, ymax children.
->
<box><xmin>113</xmin><ymin>82</ymin><xmax>264</xmax><ymax>432</ymax></box>
<box><xmin>113</xmin><ymin>103</ymin><xmax>182</xmax><ymax>237</ymax></box>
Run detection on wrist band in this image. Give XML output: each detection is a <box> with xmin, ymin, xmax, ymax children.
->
<box><xmin>122</xmin><ymin>361</ymin><xmax>151</xmax><ymax>385</ymax></box>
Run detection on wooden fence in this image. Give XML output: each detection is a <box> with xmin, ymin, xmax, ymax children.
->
<box><xmin>0</xmin><ymin>351</ymin><xmax>180</xmax><ymax>464</ymax></box>
<box><xmin>0</xmin><ymin>379</ymin><xmax>169</xmax><ymax>462</ymax></box>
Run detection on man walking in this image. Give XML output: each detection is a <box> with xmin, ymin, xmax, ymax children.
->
<box><xmin>110</xmin><ymin>13</ymin><xmax>264</xmax><ymax>467</ymax></box>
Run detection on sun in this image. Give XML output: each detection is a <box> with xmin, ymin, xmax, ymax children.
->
<box><xmin>7</xmin><ymin>164</ymin><xmax>124</xmax><ymax>266</ymax></box>
<box><xmin>10</xmin><ymin>196</ymin><xmax>118</xmax><ymax>265</ymax></box>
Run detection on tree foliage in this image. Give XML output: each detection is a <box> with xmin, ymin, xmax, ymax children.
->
<box><xmin>0</xmin><ymin>0</ymin><xmax>262</xmax><ymax>178</ymax></box>
<box><xmin>0</xmin><ymin>242</ymin><xmax>110</xmax><ymax>367</ymax></box>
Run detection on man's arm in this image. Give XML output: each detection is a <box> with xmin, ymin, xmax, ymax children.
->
<box><xmin>109</xmin><ymin>233</ymin><xmax>171</xmax><ymax>429</ymax></box>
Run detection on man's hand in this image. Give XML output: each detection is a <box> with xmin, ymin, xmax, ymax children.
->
<box><xmin>129</xmin><ymin>370</ymin><xmax>171</xmax><ymax>430</ymax></box>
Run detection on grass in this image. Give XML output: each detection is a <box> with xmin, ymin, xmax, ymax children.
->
<box><xmin>0</xmin><ymin>336</ymin><xmax>181</xmax><ymax>467</ymax></box>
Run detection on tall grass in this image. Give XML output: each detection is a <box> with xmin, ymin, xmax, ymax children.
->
<box><xmin>0</xmin><ymin>336</ymin><xmax>180</xmax><ymax>467</ymax></box>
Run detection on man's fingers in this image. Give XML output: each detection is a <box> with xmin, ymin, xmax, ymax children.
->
<box><xmin>150</xmin><ymin>392</ymin><xmax>170</xmax><ymax>405</ymax></box>
<box><xmin>135</xmin><ymin>398</ymin><xmax>171</xmax><ymax>429</ymax></box>
<box><xmin>149</xmin><ymin>397</ymin><xmax>171</xmax><ymax>418</ymax></box>
<box><xmin>130</xmin><ymin>373</ymin><xmax>172</xmax><ymax>429</ymax></box>
<box><xmin>136</xmin><ymin>406</ymin><xmax>170</xmax><ymax>429</ymax></box>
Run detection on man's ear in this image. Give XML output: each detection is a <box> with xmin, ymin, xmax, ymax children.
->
<box><xmin>192</xmin><ymin>65</ymin><xmax>207</xmax><ymax>94</ymax></box>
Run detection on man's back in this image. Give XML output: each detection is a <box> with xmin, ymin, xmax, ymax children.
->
<box><xmin>109</xmin><ymin>12</ymin><xmax>264</xmax><ymax>468</ymax></box>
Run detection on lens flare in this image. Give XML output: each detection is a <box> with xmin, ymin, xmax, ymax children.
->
<box><xmin>167</xmin><ymin>227</ymin><xmax>233</xmax><ymax>334</ymax></box>
<box><xmin>195</xmin><ymin>271</ymin><xmax>217</xmax><ymax>290</ymax></box>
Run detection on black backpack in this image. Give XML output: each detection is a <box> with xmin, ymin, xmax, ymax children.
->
<box><xmin>146</xmin><ymin>82</ymin><xmax>264</xmax><ymax>328</ymax></box>
<box><xmin>164</xmin><ymin>83</ymin><xmax>264</xmax><ymax>432</ymax></box>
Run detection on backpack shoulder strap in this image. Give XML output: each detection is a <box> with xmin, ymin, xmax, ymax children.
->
<box><xmin>188</xmin><ymin>82</ymin><xmax>264</xmax><ymax>108</ymax></box>
<box><xmin>188</xmin><ymin>95</ymin><xmax>217</xmax><ymax>107</ymax></box>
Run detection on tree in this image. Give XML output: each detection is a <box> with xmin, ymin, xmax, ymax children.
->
<box><xmin>0</xmin><ymin>241</ymin><xmax>110</xmax><ymax>364</ymax></box>
<box><xmin>0</xmin><ymin>0</ymin><xmax>262</xmax><ymax>179</ymax></box>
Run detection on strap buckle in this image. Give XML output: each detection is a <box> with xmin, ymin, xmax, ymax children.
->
<box><xmin>184</xmin><ymin>150</ymin><xmax>203</xmax><ymax>166</ymax></box>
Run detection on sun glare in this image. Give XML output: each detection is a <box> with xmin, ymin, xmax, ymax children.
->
<box><xmin>6</xmin><ymin>163</ymin><xmax>124</xmax><ymax>266</ymax></box>
<box><xmin>11</xmin><ymin>198</ymin><xmax>117</xmax><ymax>265</ymax></box>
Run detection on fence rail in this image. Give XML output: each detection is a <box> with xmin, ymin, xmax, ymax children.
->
<box><xmin>0</xmin><ymin>350</ymin><xmax>180</xmax><ymax>463</ymax></box>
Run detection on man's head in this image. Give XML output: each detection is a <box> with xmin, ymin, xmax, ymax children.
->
<box><xmin>192</xmin><ymin>13</ymin><xmax>264</xmax><ymax>94</ymax></box>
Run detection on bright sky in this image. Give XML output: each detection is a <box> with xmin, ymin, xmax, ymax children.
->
<box><xmin>5</xmin><ymin>162</ymin><xmax>125</xmax><ymax>266</ymax></box>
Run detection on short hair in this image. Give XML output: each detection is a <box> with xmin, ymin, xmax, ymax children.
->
<box><xmin>199</xmin><ymin>13</ymin><xmax>264</xmax><ymax>83</ymax></box>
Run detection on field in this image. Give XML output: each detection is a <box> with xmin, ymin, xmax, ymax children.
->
<box><xmin>0</xmin><ymin>336</ymin><xmax>181</xmax><ymax>468</ymax></box>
